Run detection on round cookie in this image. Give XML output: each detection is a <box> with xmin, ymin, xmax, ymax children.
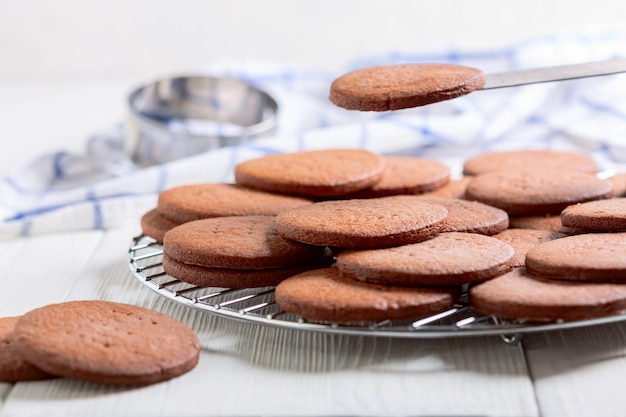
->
<box><xmin>464</xmin><ymin>169</ymin><xmax>613</xmax><ymax>215</ymax></box>
<box><xmin>275</xmin><ymin>268</ymin><xmax>459</xmax><ymax>323</ymax></box>
<box><xmin>162</xmin><ymin>253</ymin><xmax>332</xmax><ymax>289</ymax></box>
<box><xmin>329</xmin><ymin>63</ymin><xmax>485</xmax><ymax>111</ymax></box>
<box><xmin>469</xmin><ymin>267</ymin><xmax>626</xmax><ymax>321</ymax></box>
<box><xmin>0</xmin><ymin>316</ymin><xmax>54</xmax><ymax>382</ymax></box>
<box><xmin>234</xmin><ymin>149</ymin><xmax>385</xmax><ymax>197</ymax></box>
<box><xmin>141</xmin><ymin>208</ymin><xmax>181</xmax><ymax>243</ymax></box>
<box><xmin>417</xmin><ymin>197</ymin><xmax>509</xmax><ymax>235</ymax></box>
<box><xmin>164</xmin><ymin>216</ymin><xmax>325</xmax><ymax>269</ymax></box>
<box><xmin>463</xmin><ymin>150</ymin><xmax>598</xmax><ymax>175</ymax></box>
<box><xmin>493</xmin><ymin>229</ymin><xmax>564</xmax><ymax>267</ymax></box>
<box><xmin>12</xmin><ymin>301</ymin><xmax>200</xmax><ymax>385</ymax></box>
<box><xmin>507</xmin><ymin>215</ymin><xmax>585</xmax><ymax>235</ymax></box>
<box><xmin>420</xmin><ymin>176</ymin><xmax>472</xmax><ymax>199</ymax></box>
<box><xmin>525</xmin><ymin>233</ymin><xmax>626</xmax><ymax>282</ymax></box>
<box><xmin>508</xmin><ymin>215</ymin><xmax>563</xmax><ymax>232</ymax></box>
<box><xmin>560</xmin><ymin>198</ymin><xmax>626</xmax><ymax>232</ymax></box>
<box><xmin>275</xmin><ymin>196</ymin><xmax>448</xmax><ymax>249</ymax></box>
<box><xmin>157</xmin><ymin>183</ymin><xmax>312</xmax><ymax>224</ymax></box>
<box><xmin>337</xmin><ymin>232</ymin><xmax>515</xmax><ymax>286</ymax></box>
<box><xmin>341</xmin><ymin>156</ymin><xmax>450</xmax><ymax>198</ymax></box>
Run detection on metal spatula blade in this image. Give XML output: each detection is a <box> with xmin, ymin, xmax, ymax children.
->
<box><xmin>482</xmin><ymin>57</ymin><xmax>626</xmax><ymax>89</ymax></box>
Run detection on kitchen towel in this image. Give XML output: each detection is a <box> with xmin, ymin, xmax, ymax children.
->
<box><xmin>1</xmin><ymin>32</ymin><xmax>625</xmax><ymax>238</ymax></box>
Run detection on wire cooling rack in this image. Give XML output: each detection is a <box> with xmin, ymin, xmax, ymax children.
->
<box><xmin>128</xmin><ymin>234</ymin><xmax>626</xmax><ymax>344</ymax></box>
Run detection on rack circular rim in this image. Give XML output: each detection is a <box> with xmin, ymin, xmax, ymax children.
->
<box><xmin>128</xmin><ymin>234</ymin><xmax>626</xmax><ymax>342</ymax></box>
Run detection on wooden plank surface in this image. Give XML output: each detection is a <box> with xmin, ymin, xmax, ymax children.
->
<box><xmin>523</xmin><ymin>323</ymin><xmax>626</xmax><ymax>417</ymax></box>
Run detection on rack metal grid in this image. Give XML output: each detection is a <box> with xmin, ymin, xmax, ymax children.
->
<box><xmin>128</xmin><ymin>234</ymin><xmax>626</xmax><ymax>344</ymax></box>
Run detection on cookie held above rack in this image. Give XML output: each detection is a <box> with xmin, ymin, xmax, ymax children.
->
<box><xmin>329</xmin><ymin>58</ymin><xmax>626</xmax><ymax>111</ymax></box>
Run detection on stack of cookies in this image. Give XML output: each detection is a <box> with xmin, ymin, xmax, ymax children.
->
<box><xmin>139</xmin><ymin>147</ymin><xmax>626</xmax><ymax>324</ymax></box>
<box><xmin>459</xmin><ymin>150</ymin><xmax>626</xmax><ymax>321</ymax></box>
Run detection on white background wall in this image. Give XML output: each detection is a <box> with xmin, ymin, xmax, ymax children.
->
<box><xmin>2</xmin><ymin>0</ymin><xmax>625</xmax><ymax>78</ymax></box>
<box><xmin>1</xmin><ymin>0</ymin><xmax>625</xmax><ymax>173</ymax></box>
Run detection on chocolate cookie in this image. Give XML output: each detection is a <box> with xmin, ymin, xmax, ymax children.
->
<box><xmin>493</xmin><ymin>229</ymin><xmax>564</xmax><ymax>267</ymax></box>
<box><xmin>420</xmin><ymin>177</ymin><xmax>472</xmax><ymax>199</ymax></box>
<box><xmin>162</xmin><ymin>252</ymin><xmax>332</xmax><ymax>289</ymax></box>
<box><xmin>0</xmin><ymin>316</ymin><xmax>54</xmax><ymax>382</ymax></box>
<box><xmin>275</xmin><ymin>196</ymin><xmax>448</xmax><ymax>249</ymax></box>
<box><xmin>465</xmin><ymin>169</ymin><xmax>613</xmax><ymax>215</ymax></box>
<box><xmin>417</xmin><ymin>197</ymin><xmax>509</xmax><ymax>235</ymax></box>
<box><xmin>507</xmin><ymin>215</ymin><xmax>585</xmax><ymax>235</ymax></box>
<box><xmin>463</xmin><ymin>150</ymin><xmax>598</xmax><ymax>175</ymax></box>
<box><xmin>163</xmin><ymin>216</ymin><xmax>325</xmax><ymax>269</ymax></box>
<box><xmin>560</xmin><ymin>198</ymin><xmax>626</xmax><ymax>232</ymax></box>
<box><xmin>329</xmin><ymin>63</ymin><xmax>485</xmax><ymax>111</ymax></box>
<box><xmin>157</xmin><ymin>183</ymin><xmax>312</xmax><ymax>224</ymax></box>
<box><xmin>337</xmin><ymin>232</ymin><xmax>515</xmax><ymax>286</ymax></box>
<box><xmin>469</xmin><ymin>267</ymin><xmax>626</xmax><ymax>321</ymax></box>
<box><xmin>508</xmin><ymin>215</ymin><xmax>564</xmax><ymax>232</ymax></box>
<box><xmin>141</xmin><ymin>208</ymin><xmax>181</xmax><ymax>243</ymax></box>
<box><xmin>274</xmin><ymin>268</ymin><xmax>459</xmax><ymax>323</ymax></box>
<box><xmin>234</xmin><ymin>149</ymin><xmax>385</xmax><ymax>197</ymax></box>
<box><xmin>525</xmin><ymin>233</ymin><xmax>626</xmax><ymax>282</ymax></box>
<box><xmin>12</xmin><ymin>301</ymin><xmax>200</xmax><ymax>385</ymax></box>
<box><xmin>341</xmin><ymin>156</ymin><xmax>450</xmax><ymax>198</ymax></box>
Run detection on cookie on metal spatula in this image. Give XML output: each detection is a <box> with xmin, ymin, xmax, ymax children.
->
<box><xmin>329</xmin><ymin>63</ymin><xmax>485</xmax><ymax>111</ymax></box>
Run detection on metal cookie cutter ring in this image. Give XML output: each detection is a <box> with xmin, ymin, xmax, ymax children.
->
<box><xmin>127</xmin><ymin>75</ymin><xmax>278</xmax><ymax>167</ymax></box>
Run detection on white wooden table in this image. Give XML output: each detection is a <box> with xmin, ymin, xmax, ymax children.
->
<box><xmin>1</xmin><ymin>225</ymin><xmax>626</xmax><ymax>417</ymax></box>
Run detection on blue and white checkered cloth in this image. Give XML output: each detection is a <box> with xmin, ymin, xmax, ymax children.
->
<box><xmin>2</xmin><ymin>32</ymin><xmax>626</xmax><ymax>238</ymax></box>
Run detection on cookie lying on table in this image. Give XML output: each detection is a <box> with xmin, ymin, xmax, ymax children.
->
<box><xmin>5</xmin><ymin>300</ymin><xmax>200</xmax><ymax>385</ymax></box>
<box><xmin>0</xmin><ymin>316</ymin><xmax>54</xmax><ymax>383</ymax></box>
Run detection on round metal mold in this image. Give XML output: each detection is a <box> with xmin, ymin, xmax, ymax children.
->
<box><xmin>127</xmin><ymin>75</ymin><xmax>278</xmax><ymax>166</ymax></box>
